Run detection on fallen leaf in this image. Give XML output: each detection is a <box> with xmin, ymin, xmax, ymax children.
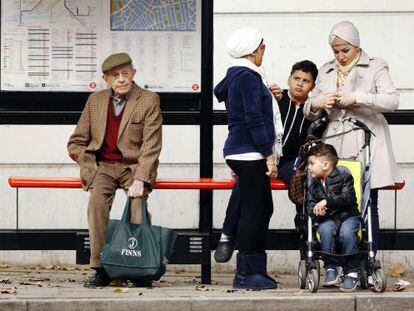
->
<box><xmin>225</xmin><ymin>289</ymin><xmax>237</xmax><ymax>293</ymax></box>
<box><xmin>1</xmin><ymin>287</ymin><xmax>18</xmax><ymax>295</ymax></box>
<box><xmin>393</xmin><ymin>284</ymin><xmax>407</xmax><ymax>292</ymax></box>
<box><xmin>0</xmin><ymin>263</ymin><xmax>11</xmax><ymax>269</ymax></box>
<box><xmin>396</xmin><ymin>279</ymin><xmax>410</xmax><ymax>287</ymax></box>
<box><xmin>19</xmin><ymin>281</ymin><xmax>43</xmax><ymax>287</ymax></box>
<box><xmin>390</xmin><ymin>263</ymin><xmax>405</xmax><ymax>278</ymax></box>
<box><xmin>61</xmin><ymin>266</ymin><xmax>75</xmax><ymax>271</ymax></box>
<box><xmin>195</xmin><ymin>285</ymin><xmax>209</xmax><ymax>291</ymax></box>
<box><xmin>114</xmin><ymin>288</ymin><xmax>129</xmax><ymax>293</ymax></box>
<box><xmin>110</xmin><ymin>279</ymin><xmax>126</xmax><ymax>287</ymax></box>
<box><xmin>28</xmin><ymin>277</ymin><xmax>50</xmax><ymax>282</ymax></box>
<box><xmin>0</xmin><ymin>278</ymin><xmax>11</xmax><ymax>284</ymax></box>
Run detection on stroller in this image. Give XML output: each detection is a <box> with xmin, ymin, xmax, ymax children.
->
<box><xmin>294</xmin><ymin>116</ymin><xmax>387</xmax><ymax>293</ymax></box>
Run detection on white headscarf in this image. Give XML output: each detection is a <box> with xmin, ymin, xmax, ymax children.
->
<box><xmin>225</xmin><ymin>27</ymin><xmax>263</xmax><ymax>58</ymax></box>
<box><xmin>329</xmin><ymin>21</ymin><xmax>360</xmax><ymax>47</ymax></box>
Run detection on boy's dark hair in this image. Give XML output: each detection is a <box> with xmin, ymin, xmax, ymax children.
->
<box><xmin>290</xmin><ymin>60</ymin><xmax>318</xmax><ymax>83</ymax></box>
<box><xmin>308</xmin><ymin>143</ymin><xmax>338</xmax><ymax>167</ymax></box>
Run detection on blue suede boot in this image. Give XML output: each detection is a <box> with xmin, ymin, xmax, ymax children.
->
<box><xmin>233</xmin><ymin>253</ymin><xmax>277</xmax><ymax>290</ymax></box>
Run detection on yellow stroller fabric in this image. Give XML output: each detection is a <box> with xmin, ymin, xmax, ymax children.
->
<box><xmin>315</xmin><ymin>159</ymin><xmax>362</xmax><ymax>242</ymax></box>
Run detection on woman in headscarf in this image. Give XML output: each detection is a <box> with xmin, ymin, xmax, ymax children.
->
<box><xmin>304</xmin><ymin>20</ymin><xmax>401</xmax><ymax>260</ymax></box>
<box><xmin>214</xmin><ymin>27</ymin><xmax>282</xmax><ymax>290</ymax></box>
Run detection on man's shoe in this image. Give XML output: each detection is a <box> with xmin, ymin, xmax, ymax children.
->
<box><xmin>323</xmin><ymin>269</ymin><xmax>340</xmax><ymax>287</ymax></box>
<box><xmin>131</xmin><ymin>279</ymin><xmax>153</xmax><ymax>287</ymax></box>
<box><xmin>340</xmin><ymin>275</ymin><xmax>358</xmax><ymax>292</ymax></box>
<box><xmin>214</xmin><ymin>239</ymin><xmax>236</xmax><ymax>263</ymax></box>
<box><xmin>84</xmin><ymin>268</ymin><xmax>110</xmax><ymax>287</ymax></box>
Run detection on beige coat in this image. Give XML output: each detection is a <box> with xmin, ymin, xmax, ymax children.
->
<box><xmin>304</xmin><ymin>51</ymin><xmax>401</xmax><ymax>188</ymax></box>
<box><xmin>67</xmin><ymin>82</ymin><xmax>162</xmax><ymax>191</ymax></box>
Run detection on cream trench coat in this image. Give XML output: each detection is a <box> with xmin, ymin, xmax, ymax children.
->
<box><xmin>304</xmin><ymin>51</ymin><xmax>402</xmax><ymax>188</ymax></box>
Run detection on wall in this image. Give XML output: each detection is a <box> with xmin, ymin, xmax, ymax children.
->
<box><xmin>0</xmin><ymin>0</ymin><xmax>413</xmax><ymax>273</ymax></box>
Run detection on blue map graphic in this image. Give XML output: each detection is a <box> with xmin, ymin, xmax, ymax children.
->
<box><xmin>111</xmin><ymin>0</ymin><xmax>196</xmax><ymax>31</ymax></box>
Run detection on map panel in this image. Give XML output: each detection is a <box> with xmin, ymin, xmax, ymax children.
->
<box><xmin>111</xmin><ymin>0</ymin><xmax>196</xmax><ymax>31</ymax></box>
<box><xmin>1</xmin><ymin>0</ymin><xmax>201</xmax><ymax>93</ymax></box>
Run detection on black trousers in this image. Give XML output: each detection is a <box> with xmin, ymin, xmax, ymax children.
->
<box><xmin>222</xmin><ymin>158</ymin><xmax>295</xmax><ymax>237</ymax></box>
<box><xmin>226</xmin><ymin>159</ymin><xmax>273</xmax><ymax>254</ymax></box>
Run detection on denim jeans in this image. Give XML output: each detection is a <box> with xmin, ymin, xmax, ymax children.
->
<box><xmin>222</xmin><ymin>158</ymin><xmax>296</xmax><ymax>237</ymax></box>
<box><xmin>318</xmin><ymin>215</ymin><xmax>360</xmax><ymax>273</ymax></box>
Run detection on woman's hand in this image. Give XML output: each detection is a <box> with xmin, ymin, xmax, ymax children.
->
<box><xmin>269</xmin><ymin>83</ymin><xmax>282</xmax><ymax>101</ymax></box>
<box><xmin>265</xmin><ymin>155</ymin><xmax>278</xmax><ymax>179</ymax></box>
<box><xmin>266</xmin><ymin>162</ymin><xmax>278</xmax><ymax>179</ymax></box>
<box><xmin>336</xmin><ymin>92</ymin><xmax>356</xmax><ymax>108</ymax></box>
<box><xmin>311</xmin><ymin>92</ymin><xmax>337</xmax><ymax>112</ymax></box>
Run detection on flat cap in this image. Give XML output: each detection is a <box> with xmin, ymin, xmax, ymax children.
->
<box><xmin>102</xmin><ymin>53</ymin><xmax>132</xmax><ymax>73</ymax></box>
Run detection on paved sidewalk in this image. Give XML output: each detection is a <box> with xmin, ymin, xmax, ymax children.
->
<box><xmin>1</xmin><ymin>264</ymin><xmax>414</xmax><ymax>310</ymax></box>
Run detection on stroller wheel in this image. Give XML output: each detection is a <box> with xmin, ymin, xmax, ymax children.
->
<box><xmin>307</xmin><ymin>268</ymin><xmax>319</xmax><ymax>293</ymax></box>
<box><xmin>359</xmin><ymin>260</ymin><xmax>369</xmax><ymax>289</ymax></box>
<box><xmin>298</xmin><ymin>260</ymin><xmax>307</xmax><ymax>289</ymax></box>
<box><xmin>372</xmin><ymin>269</ymin><xmax>387</xmax><ymax>293</ymax></box>
<box><xmin>315</xmin><ymin>259</ymin><xmax>321</xmax><ymax>274</ymax></box>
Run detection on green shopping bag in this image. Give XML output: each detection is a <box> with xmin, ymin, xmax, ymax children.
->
<box><xmin>100</xmin><ymin>197</ymin><xmax>177</xmax><ymax>281</ymax></box>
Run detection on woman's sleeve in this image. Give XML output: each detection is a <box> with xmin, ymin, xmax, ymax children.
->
<box><xmin>355</xmin><ymin>59</ymin><xmax>399</xmax><ymax>112</ymax></box>
<box><xmin>303</xmin><ymin>75</ymin><xmax>325</xmax><ymax>121</ymax></box>
<box><xmin>238</xmin><ymin>73</ymin><xmax>273</xmax><ymax>157</ymax></box>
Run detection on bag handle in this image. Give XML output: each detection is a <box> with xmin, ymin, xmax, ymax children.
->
<box><xmin>120</xmin><ymin>196</ymin><xmax>150</xmax><ymax>226</ymax></box>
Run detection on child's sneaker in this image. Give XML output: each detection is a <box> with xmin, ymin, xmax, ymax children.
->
<box><xmin>340</xmin><ymin>275</ymin><xmax>358</xmax><ymax>292</ymax></box>
<box><xmin>323</xmin><ymin>269</ymin><xmax>340</xmax><ymax>287</ymax></box>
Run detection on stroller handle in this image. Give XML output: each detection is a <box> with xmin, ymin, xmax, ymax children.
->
<box><xmin>307</xmin><ymin>117</ymin><xmax>372</xmax><ymax>146</ymax></box>
<box><xmin>306</xmin><ymin>116</ymin><xmax>328</xmax><ymax>138</ymax></box>
<box><xmin>345</xmin><ymin>117</ymin><xmax>372</xmax><ymax>147</ymax></box>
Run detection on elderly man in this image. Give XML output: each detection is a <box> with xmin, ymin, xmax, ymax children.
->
<box><xmin>67</xmin><ymin>53</ymin><xmax>162</xmax><ymax>287</ymax></box>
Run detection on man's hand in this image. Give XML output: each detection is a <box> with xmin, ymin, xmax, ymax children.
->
<box><xmin>313</xmin><ymin>199</ymin><xmax>327</xmax><ymax>216</ymax></box>
<box><xmin>336</xmin><ymin>92</ymin><xmax>356</xmax><ymax>108</ymax></box>
<box><xmin>128</xmin><ymin>179</ymin><xmax>144</xmax><ymax>198</ymax></box>
<box><xmin>269</xmin><ymin>83</ymin><xmax>282</xmax><ymax>101</ymax></box>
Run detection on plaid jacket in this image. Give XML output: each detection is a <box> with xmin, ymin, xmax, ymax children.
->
<box><xmin>67</xmin><ymin>82</ymin><xmax>162</xmax><ymax>190</ymax></box>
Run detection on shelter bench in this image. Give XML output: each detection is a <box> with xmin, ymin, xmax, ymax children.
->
<box><xmin>5</xmin><ymin>176</ymin><xmax>406</xmax><ymax>284</ymax></box>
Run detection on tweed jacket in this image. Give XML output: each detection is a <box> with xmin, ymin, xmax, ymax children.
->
<box><xmin>304</xmin><ymin>51</ymin><xmax>401</xmax><ymax>188</ymax></box>
<box><xmin>67</xmin><ymin>82</ymin><xmax>162</xmax><ymax>191</ymax></box>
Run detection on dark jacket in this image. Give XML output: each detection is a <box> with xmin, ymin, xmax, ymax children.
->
<box><xmin>214</xmin><ymin>66</ymin><xmax>275</xmax><ymax>158</ymax></box>
<box><xmin>278</xmin><ymin>90</ymin><xmax>312</xmax><ymax>159</ymax></box>
<box><xmin>307</xmin><ymin>167</ymin><xmax>359</xmax><ymax>222</ymax></box>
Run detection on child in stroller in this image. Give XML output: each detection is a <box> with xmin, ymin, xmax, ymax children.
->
<box><xmin>296</xmin><ymin>117</ymin><xmax>387</xmax><ymax>293</ymax></box>
<box><xmin>307</xmin><ymin>143</ymin><xmax>360</xmax><ymax>292</ymax></box>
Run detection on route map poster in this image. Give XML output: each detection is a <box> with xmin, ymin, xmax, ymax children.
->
<box><xmin>0</xmin><ymin>0</ymin><xmax>201</xmax><ymax>93</ymax></box>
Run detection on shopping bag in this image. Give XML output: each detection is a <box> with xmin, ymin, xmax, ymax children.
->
<box><xmin>288</xmin><ymin>159</ymin><xmax>307</xmax><ymax>205</ymax></box>
<box><xmin>100</xmin><ymin>197</ymin><xmax>177</xmax><ymax>281</ymax></box>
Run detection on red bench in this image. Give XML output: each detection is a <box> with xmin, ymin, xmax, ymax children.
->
<box><xmin>6</xmin><ymin>176</ymin><xmax>405</xmax><ymax>285</ymax></box>
<box><xmin>8</xmin><ymin>177</ymin><xmax>290</xmax><ymax>190</ymax></box>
